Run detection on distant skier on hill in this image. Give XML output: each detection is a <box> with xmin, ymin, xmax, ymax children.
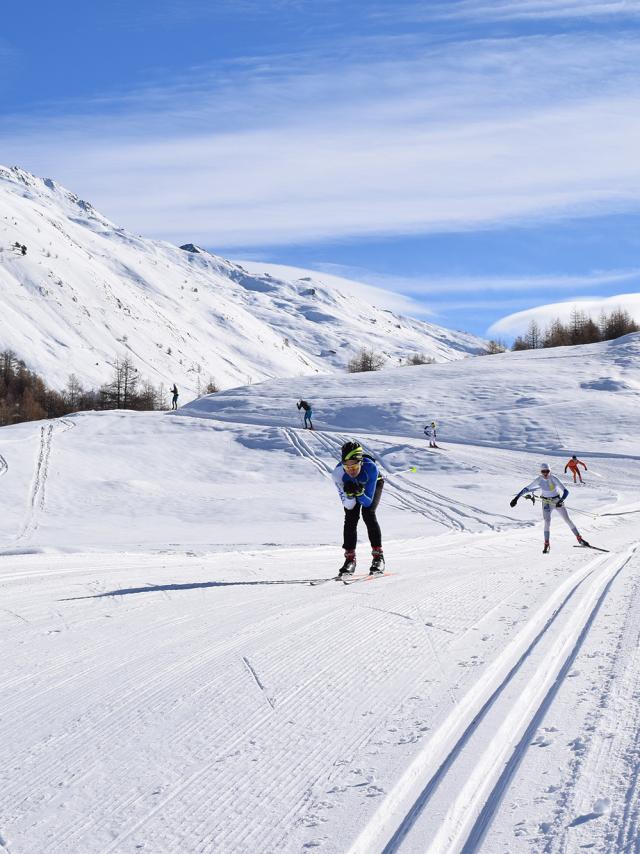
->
<box><xmin>297</xmin><ymin>399</ymin><xmax>313</xmax><ymax>430</ymax></box>
<box><xmin>332</xmin><ymin>440</ymin><xmax>385</xmax><ymax>577</ymax></box>
<box><xmin>509</xmin><ymin>462</ymin><xmax>589</xmax><ymax>553</ymax></box>
<box><xmin>170</xmin><ymin>384</ymin><xmax>179</xmax><ymax>410</ymax></box>
<box><xmin>424</xmin><ymin>421</ymin><xmax>438</xmax><ymax>448</ymax></box>
<box><xmin>564</xmin><ymin>455</ymin><xmax>587</xmax><ymax>483</ymax></box>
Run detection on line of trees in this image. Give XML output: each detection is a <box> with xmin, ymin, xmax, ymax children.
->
<box><xmin>0</xmin><ymin>352</ymin><xmax>176</xmax><ymax>427</ymax></box>
<box><xmin>346</xmin><ymin>348</ymin><xmax>437</xmax><ymax>372</ymax></box>
<box><xmin>511</xmin><ymin>308</ymin><xmax>639</xmax><ymax>351</ymax></box>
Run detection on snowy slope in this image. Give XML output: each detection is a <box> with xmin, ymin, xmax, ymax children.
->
<box><xmin>182</xmin><ymin>332</ymin><xmax>640</xmax><ymax>458</ymax></box>
<box><xmin>0</xmin><ymin>165</ymin><xmax>485</xmax><ymax>394</ymax></box>
<box><xmin>0</xmin><ymin>332</ymin><xmax>638</xmax><ymax>851</ymax></box>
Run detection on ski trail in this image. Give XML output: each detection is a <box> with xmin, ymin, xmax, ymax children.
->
<box><xmin>318</xmin><ymin>431</ymin><xmax>522</xmax><ymax>533</ymax></box>
<box><xmin>444</xmin><ymin>543</ymin><xmax>639</xmax><ymax>854</ymax></box>
<box><xmin>346</xmin><ymin>546</ymin><xmax>638</xmax><ymax>854</ymax></box>
<box><xmin>16</xmin><ymin>424</ymin><xmax>53</xmax><ymax>542</ymax></box>
<box><xmin>14</xmin><ymin>418</ymin><xmax>74</xmax><ymax>544</ymax></box>
<box><xmin>286</xmin><ymin>429</ymin><xmax>513</xmax><ymax>533</ymax></box>
<box><xmin>0</xmin><ymin>453</ymin><xmax>7</xmax><ymax>478</ymax></box>
<box><xmin>281</xmin><ymin>426</ymin><xmax>332</xmax><ymax>477</ymax></box>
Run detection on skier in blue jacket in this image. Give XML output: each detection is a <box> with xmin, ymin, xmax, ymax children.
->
<box><xmin>332</xmin><ymin>440</ymin><xmax>385</xmax><ymax>576</ymax></box>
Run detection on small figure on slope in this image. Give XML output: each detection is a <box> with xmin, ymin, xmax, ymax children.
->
<box><xmin>510</xmin><ymin>462</ymin><xmax>589</xmax><ymax>553</ymax></box>
<box><xmin>297</xmin><ymin>399</ymin><xmax>314</xmax><ymax>430</ymax></box>
<box><xmin>332</xmin><ymin>440</ymin><xmax>385</xmax><ymax>576</ymax></box>
<box><xmin>424</xmin><ymin>421</ymin><xmax>438</xmax><ymax>448</ymax></box>
<box><xmin>170</xmin><ymin>384</ymin><xmax>179</xmax><ymax>410</ymax></box>
<box><xmin>564</xmin><ymin>454</ymin><xmax>587</xmax><ymax>484</ymax></box>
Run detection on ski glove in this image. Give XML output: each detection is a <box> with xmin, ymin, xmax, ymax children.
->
<box><xmin>555</xmin><ymin>499</ymin><xmax>564</xmax><ymax>508</ymax></box>
<box><xmin>509</xmin><ymin>496</ymin><xmax>519</xmax><ymax>508</ymax></box>
<box><xmin>344</xmin><ymin>481</ymin><xmax>365</xmax><ymax>498</ymax></box>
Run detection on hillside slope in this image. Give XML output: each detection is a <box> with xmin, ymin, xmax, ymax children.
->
<box><xmin>0</xmin><ymin>165</ymin><xmax>485</xmax><ymax>394</ymax></box>
<box><xmin>181</xmin><ymin>332</ymin><xmax>640</xmax><ymax>458</ymax></box>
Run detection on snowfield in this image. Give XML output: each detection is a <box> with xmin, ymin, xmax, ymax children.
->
<box><xmin>0</xmin><ymin>335</ymin><xmax>639</xmax><ymax>854</ymax></box>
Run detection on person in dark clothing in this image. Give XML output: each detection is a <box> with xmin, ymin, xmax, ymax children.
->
<box><xmin>170</xmin><ymin>384</ymin><xmax>179</xmax><ymax>410</ymax></box>
<box><xmin>332</xmin><ymin>440</ymin><xmax>385</xmax><ymax>576</ymax></box>
<box><xmin>296</xmin><ymin>399</ymin><xmax>313</xmax><ymax>429</ymax></box>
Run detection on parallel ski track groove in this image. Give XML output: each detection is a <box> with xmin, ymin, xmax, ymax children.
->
<box><xmin>94</xmin><ymin>608</ymin><xmax>425</xmax><ymax>852</ymax></box>
<box><xmin>98</xmin><ymin>563</ymin><xmax>527</xmax><ymax>853</ymax></box>
<box><xmin>298</xmin><ymin>429</ymin><xmax>521</xmax><ymax>533</ymax></box>
<box><xmin>344</xmin><ymin>547</ymin><xmax>637</xmax><ymax>854</ymax></box>
<box><xmin>16</xmin><ymin>424</ymin><xmax>53</xmax><ymax>541</ymax></box>
<box><xmin>457</xmin><ymin>543</ymin><xmax>639</xmax><ymax>854</ymax></box>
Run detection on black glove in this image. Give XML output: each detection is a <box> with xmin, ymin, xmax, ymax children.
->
<box><xmin>556</xmin><ymin>499</ymin><xmax>564</xmax><ymax>508</ymax></box>
<box><xmin>510</xmin><ymin>496</ymin><xmax>519</xmax><ymax>508</ymax></box>
<box><xmin>344</xmin><ymin>481</ymin><xmax>364</xmax><ymax>498</ymax></box>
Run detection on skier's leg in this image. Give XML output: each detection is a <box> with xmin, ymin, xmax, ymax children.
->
<box><xmin>361</xmin><ymin>481</ymin><xmax>384</xmax><ymax>549</ymax></box>
<box><xmin>343</xmin><ymin>504</ymin><xmax>361</xmax><ymax>552</ymax></box>
<box><xmin>542</xmin><ymin>503</ymin><xmax>551</xmax><ymax>544</ymax></box>
<box><xmin>557</xmin><ymin>505</ymin><xmax>580</xmax><ymax>537</ymax></box>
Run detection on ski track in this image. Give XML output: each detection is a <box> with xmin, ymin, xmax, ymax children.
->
<box><xmin>344</xmin><ymin>544</ymin><xmax>638</xmax><ymax>854</ymax></box>
<box><xmin>527</xmin><ymin>546</ymin><xmax>640</xmax><ymax>854</ymax></box>
<box><xmin>1</xmin><ymin>540</ymin><xmax>544</xmax><ymax>854</ymax></box>
<box><xmin>282</xmin><ymin>427</ymin><xmax>522</xmax><ymax>535</ymax></box>
<box><xmin>14</xmin><ymin>418</ymin><xmax>74</xmax><ymax>544</ymax></box>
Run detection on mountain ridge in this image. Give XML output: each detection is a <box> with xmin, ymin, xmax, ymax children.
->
<box><xmin>0</xmin><ymin>165</ymin><xmax>486</xmax><ymax>394</ymax></box>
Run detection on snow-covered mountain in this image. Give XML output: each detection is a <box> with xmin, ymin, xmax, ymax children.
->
<box><xmin>0</xmin><ymin>165</ymin><xmax>485</xmax><ymax>394</ymax></box>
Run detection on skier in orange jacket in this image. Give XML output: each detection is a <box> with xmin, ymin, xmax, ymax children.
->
<box><xmin>564</xmin><ymin>455</ymin><xmax>587</xmax><ymax>483</ymax></box>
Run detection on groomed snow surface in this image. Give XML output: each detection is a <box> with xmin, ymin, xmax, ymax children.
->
<box><xmin>1</xmin><ymin>336</ymin><xmax>639</xmax><ymax>854</ymax></box>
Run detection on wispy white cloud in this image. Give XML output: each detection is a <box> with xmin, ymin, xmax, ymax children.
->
<box><xmin>3</xmin><ymin>31</ymin><xmax>640</xmax><ymax>246</ymax></box>
<box><xmin>316</xmin><ymin>265</ymin><xmax>640</xmax><ymax>296</ymax></box>
<box><xmin>489</xmin><ymin>292</ymin><xmax>640</xmax><ymax>336</ymax></box>
<box><xmin>422</xmin><ymin>0</ymin><xmax>640</xmax><ymax>22</ymax></box>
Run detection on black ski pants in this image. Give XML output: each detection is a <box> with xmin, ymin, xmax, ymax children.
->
<box><xmin>343</xmin><ymin>480</ymin><xmax>384</xmax><ymax>551</ymax></box>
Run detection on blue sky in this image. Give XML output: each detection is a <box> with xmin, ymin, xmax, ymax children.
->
<box><xmin>3</xmin><ymin>0</ymin><xmax>640</xmax><ymax>338</ymax></box>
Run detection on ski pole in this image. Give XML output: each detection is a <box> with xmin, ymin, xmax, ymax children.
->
<box><xmin>524</xmin><ymin>493</ymin><xmax>600</xmax><ymax>518</ymax></box>
<box><xmin>568</xmin><ymin>507</ymin><xmax>601</xmax><ymax>518</ymax></box>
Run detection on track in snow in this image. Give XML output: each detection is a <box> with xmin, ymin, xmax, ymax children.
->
<box><xmin>283</xmin><ymin>427</ymin><xmax>523</xmax><ymax>534</ymax></box>
<box><xmin>345</xmin><ymin>543</ymin><xmax>639</xmax><ymax>854</ymax></box>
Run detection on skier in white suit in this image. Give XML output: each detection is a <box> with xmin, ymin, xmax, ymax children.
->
<box><xmin>510</xmin><ymin>462</ymin><xmax>590</xmax><ymax>553</ymax></box>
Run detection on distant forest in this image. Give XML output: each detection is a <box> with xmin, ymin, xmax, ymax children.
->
<box><xmin>1</xmin><ymin>352</ymin><xmax>169</xmax><ymax>426</ymax></box>
<box><xmin>484</xmin><ymin>308</ymin><xmax>639</xmax><ymax>354</ymax></box>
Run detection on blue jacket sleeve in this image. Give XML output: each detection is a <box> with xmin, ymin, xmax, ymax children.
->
<box><xmin>357</xmin><ymin>459</ymin><xmax>379</xmax><ymax>507</ymax></box>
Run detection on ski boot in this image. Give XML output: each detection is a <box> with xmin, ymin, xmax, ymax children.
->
<box><xmin>338</xmin><ymin>551</ymin><xmax>356</xmax><ymax>577</ymax></box>
<box><xmin>576</xmin><ymin>535</ymin><xmax>590</xmax><ymax>548</ymax></box>
<box><xmin>369</xmin><ymin>548</ymin><xmax>385</xmax><ymax>576</ymax></box>
<box><xmin>543</xmin><ymin>541</ymin><xmax>550</xmax><ymax>554</ymax></box>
